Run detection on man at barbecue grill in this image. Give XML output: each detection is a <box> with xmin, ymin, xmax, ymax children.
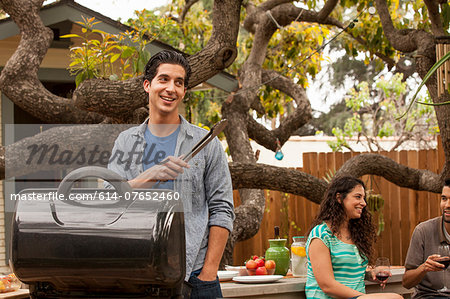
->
<box><xmin>107</xmin><ymin>50</ymin><xmax>235</xmax><ymax>298</ymax></box>
<box><xmin>402</xmin><ymin>178</ymin><xmax>450</xmax><ymax>298</ymax></box>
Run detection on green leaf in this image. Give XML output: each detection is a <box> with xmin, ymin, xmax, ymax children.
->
<box><xmin>110</xmin><ymin>53</ymin><xmax>120</xmax><ymax>63</ymax></box>
<box><xmin>69</xmin><ymin>60</ymin><xmax>80</xmax><ymax>67</ymax></box>
<box><xmin>60</xmin><ymin>34</ymin><xmax>81</xmax><ymax>39</ymax></box>
<box><xmin>91</xmin><ymin>29</ymin><xmax>107</xmax><ymax>35</ymax></box>
<box><xmin>121</xmin><ymin>47</ymin><xmax>135</xmax><ymax>59</ymax></box>
<box><xmin>75</xmin><ymin>71</ymin><xmax>87</xmax><ymax>87</ymax></box>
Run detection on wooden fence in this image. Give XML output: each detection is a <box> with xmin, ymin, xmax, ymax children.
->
<box><xmin>232</xmin><ymin>139</ymin><xmax>445</xmax><ymax>266</ymax></box>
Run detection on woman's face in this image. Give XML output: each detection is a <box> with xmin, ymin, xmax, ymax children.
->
<box><xmin>340</xmin><ymin>185</ymin><xmax>366</xmax><ymax>220</ymax></box>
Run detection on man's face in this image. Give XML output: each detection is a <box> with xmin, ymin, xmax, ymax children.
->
<box><xmin>440</xmin><ymin>186</ymin><xmax>450</xmax><ymax>223</ymax></box>
<box><xmin>143</xmin><ymin>63</ymin><xmax>187</xmax><ymax>121</ymax></box>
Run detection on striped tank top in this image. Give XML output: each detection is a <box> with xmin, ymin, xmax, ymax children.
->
<box><xmin>305</xmin><ymin>222</ymin><xmax>368</xmax><ymax>298</ymax></box>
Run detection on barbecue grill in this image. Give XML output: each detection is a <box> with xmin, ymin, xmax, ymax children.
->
<box><xmin>10</xmin><ymin>166</ymin><xmax>186</xmax><ymax>298</ymax></box>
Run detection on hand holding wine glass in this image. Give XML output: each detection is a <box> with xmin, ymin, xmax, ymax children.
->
<box><xmin>437</xmin><ymin>243</ymin><xmax>450</xmax><ymax>293</ymax></box>
<box><xmin>374</xmin><ymin>257</ymin><xmax>391</xmax><ymax>290</ymax></box>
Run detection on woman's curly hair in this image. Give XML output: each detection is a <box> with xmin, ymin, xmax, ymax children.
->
<box><xmin>309</xmin><ymin>176</ymin><xmax>377</xmax><ymax>264</ymax></box>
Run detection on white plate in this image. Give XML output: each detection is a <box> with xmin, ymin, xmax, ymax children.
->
<box><xmin>218</xmin><ymin>270</ymin><xmax>239</xmax><ymax>281</ymax></box>
<box><xmin>232</xmin><ymin>275</ymin><xmax>284</xmax><ymax>284</ymax></box>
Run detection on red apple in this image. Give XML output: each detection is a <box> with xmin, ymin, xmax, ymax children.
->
<box><xmin>245</xmin><ymin>260</ymin><xmax>257</xmax><ymax>270</ymax></box>
<box><xmin>254</xmin><ymin>258</ymin><xmax>265</xmax><ymax>268</ymax></box>
<box><xmin>265</xmin><ymin>260</ymin><xmax>276</xmax><ymax>270</ymax></box>
<box><xmin>251</xmin><ymin>255</ymin><xmax>259</xmax><ymax>260</ymax></box>
<box><xmin>255</xmin><ymin>266</ymin><xmax>268</xmax><ymax>275</ymax></box>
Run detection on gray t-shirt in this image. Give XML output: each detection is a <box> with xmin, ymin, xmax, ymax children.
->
<box><xmin>404</xmin><ymin>216</ymin><xmax>450</xmax><ymax>298</ymax></box>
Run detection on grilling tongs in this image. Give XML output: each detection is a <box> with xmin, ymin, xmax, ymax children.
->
<box><xmin>182</xmin><ymin>119</ymin><xmax>228</xmax><ymax>162</ymax></box>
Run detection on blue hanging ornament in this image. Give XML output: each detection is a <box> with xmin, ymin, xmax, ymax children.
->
<box><xmin>274</xmin><ymin>139</ymin><xmax>284</xmax><ymax>160</ymax></box>
<box><xmin>275</xmin><ymin>150</ymin><xmax>284</xmax><ymax>160</ymax></box>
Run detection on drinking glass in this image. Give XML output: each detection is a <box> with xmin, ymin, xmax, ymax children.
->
<box><xmin>291</xmin><ymin>236</ymin><xmax>307</xmax><ymax>277</ymax></box>
<box><xmin>374</xmin><ymin>257</ymin><xmax>391</xmax><ymax>291</ymax></box>
<box><xmin>437</xmin><ymin>244</ymin><xmax>450</xmax><ymax>293</ymax></box>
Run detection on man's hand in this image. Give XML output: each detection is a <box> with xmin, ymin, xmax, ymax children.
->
<box><xmin>197</xmin><ymin>268</ymin><xmax>218</xmax><ymax>282</ymax></box>
<box><xmin>196</xmin><ymin>226</ymin><xmax>230</xmax><ymax>282</ymax></box>
<box><xmin>421</xmin><ymin>254</ymin><xmax>445</xmax><ymax>272</ymax></box>
<box><xmin>129</xmin><ymin>156</ymin><xmax>189</xmax><ymax>188</ymax></box>
<box><xmin>403</xmin><ymin>254</ymin><xmax>446</xmax><ymax>289</ymax></box>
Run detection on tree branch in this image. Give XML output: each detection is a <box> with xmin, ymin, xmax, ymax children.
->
<box><xmin>317</xmin><ymin>0</ymin><xmax>339</xmax><ymax>22</ymax></box>
<box><xmin>423</xmin><ymin>0</ymin><xmax>447</xmax><ymax>36</ymax></box>
<box><xmin>245</xmin><ymin>69</ymin><xmax>312</xmax><ymax>151</ymax></box>
<box><xmin>263</xmin><ymin>69</ymin><xmax>312</xmax><ymax>142</ymax></box>
<box><xmin>374</xmin><ymin>0</ymin><xmax>436</xmax><ymax>99</ymax></box>
<box><xmin>188</xmin><ymin>0</ymin><xmax>241</xmax><ymax>85</ymax></box>
<box><xmin>335</xmin><ymin>153</ymin><xmax>442</xmax><ymax>192</ymax></box>
<box><xmin>229</xmin><ymin>162</ymin><xmax>326</xmax><ymax>204</ymax></box>
<box><xmin>259</xmin><ymin>0</ymin><xmax>293</xmax><ymax>11</ymax></box>
<box><xmin>74</xmin><ymin>77</ymin><xmax>147</xmax><ymax>122</ymax></box>
<box><xmin>375</xmin><ymin>0</ymin><xmax>435</xmax><ymax>55</ymax></box>
<box><xmin>180</xmin><ymin>0</ymin><xmax>199</xmax><ymax>23</ymax></box>
<box><xmin>247</xmin><ymin>117</ymin><xmax>277</xmax><ymax>151</ymax></box>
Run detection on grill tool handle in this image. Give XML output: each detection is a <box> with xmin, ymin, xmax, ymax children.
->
<box><xmin>52</xmin><ymin>166</ymin><xmax>133</xmax><ymax>226</ymax></box>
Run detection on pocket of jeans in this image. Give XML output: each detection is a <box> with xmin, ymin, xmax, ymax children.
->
<box><xmin>189</xmin><ymin>275</ymin><xmax>219</xmax><ymax>287</ymax></box>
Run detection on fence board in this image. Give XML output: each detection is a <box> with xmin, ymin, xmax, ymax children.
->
<box><xmin>418</xmin><ymin>150</ymin><xmax>429</xmax><ymax>222</ymax></box>
<box><xmin>438</xmin><ymin>135</ymin><xmax>445</xmax><ymax>173</ymax></box>
<box><xmin>428</xmin><ymin>150</ymin><xmax>440</xmax><ymax>217</ymax></box>
<box><xmin>303</xmin><ymin>153</ymin><xmax>314</xmax><ymax>233</ymax></box>
<box><xmin>388</xmin><ymin>151</ymin><xmax>401</xmax><ymax>265</ymax></box>
<box><xmin>408</xmin><ymin>151</ymin><xmax>419</xmax><ymax>231</ymax></box>
<box><xmin>399</xmin><ymin>151</ymin><xmax>410</xmax><ymax>263</ymax></box>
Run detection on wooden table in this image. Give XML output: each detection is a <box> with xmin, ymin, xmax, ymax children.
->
<box><xmin>221</xmin><ymin>268</ymin><xmax>413</xmax><ymax>298</ymax></box>
<box><xmin>0</xmin><ymin>269</ymin><xmax>413</xmax><ymax>298</ymax></box>
<box><xmin>0</xmin><ymin>289</ymin><xmax>29</xmax><ymax>299</ymax></box>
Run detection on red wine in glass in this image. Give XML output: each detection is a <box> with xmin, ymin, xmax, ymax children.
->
<box><xmin>376</xmin><ymin>271</ymin><xmax>390</xmax><ymax>282</ymax></box>
<box><xmin>437</xmin><ymin>257</ymin><xmax>450</xmax><ymax>269</ymax></box>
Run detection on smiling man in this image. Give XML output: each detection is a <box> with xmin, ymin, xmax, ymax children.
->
<box><xmin>402</xmin><ymin>178</ymin><xmax>450</xmax><ymax>298</ymax></box>
<box><xmin>107</xmin><ymin>50</ymin><xmax>235</xmax><ymax>298</ymax></box>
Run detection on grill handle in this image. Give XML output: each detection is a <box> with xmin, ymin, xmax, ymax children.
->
<box><xmin>51</xmin><ymin>166</ymin><xmax>133</xmax><ymax>226</ymax></box>
<box><xmin>57</xmin><ymin>166</ymin><xmax>132</xmax><ymax>202</ymax></box>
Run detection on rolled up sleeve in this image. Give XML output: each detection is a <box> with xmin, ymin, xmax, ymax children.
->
<box><xmin>204</xmin><ymin>137</ymin><xmax>235</xmax><ymax>233</ymax></box>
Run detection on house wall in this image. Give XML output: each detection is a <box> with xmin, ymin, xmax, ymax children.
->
<box><xmin>0</xmin><ymin>35</ymin><xmax>71</xmax><ymax>68</ymax></box>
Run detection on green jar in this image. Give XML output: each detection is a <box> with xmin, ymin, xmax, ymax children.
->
<box><xmin>265</xmin><ymin>239</ymin><xmax>290</xmax><ymax>276</ymax></box>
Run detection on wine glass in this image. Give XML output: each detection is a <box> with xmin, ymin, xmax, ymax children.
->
<box><xmin>374</xmin><ymin>257</ymin><xmax>391</xmax><ymax>291</ymax></box>
<box><xmin>437</xmin><ymin>243</ymin><xmax>450</xmax><ymax>293</ymax></box>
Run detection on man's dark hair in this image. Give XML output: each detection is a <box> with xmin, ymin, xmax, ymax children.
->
<box><xmin>143</xmin><ymin>50</ymin><xmax>191</xmax><ymax>88</ymax></box>
<box><xmin>444</xmin><ymin>178</ymin><xmax>450</xmax><ymax>188</ymax></box>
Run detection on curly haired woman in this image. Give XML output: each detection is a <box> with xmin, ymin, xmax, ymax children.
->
<box><xmin>305</xmin><ymin>176</ymin><xmax>403</xmax><ymax>299</ymax></box>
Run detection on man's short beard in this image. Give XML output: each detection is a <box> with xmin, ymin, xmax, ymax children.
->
<box><xmin>443</xmin><ymin>212</ymin><xmax>450</xmax><ymax>223</ymax></box>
